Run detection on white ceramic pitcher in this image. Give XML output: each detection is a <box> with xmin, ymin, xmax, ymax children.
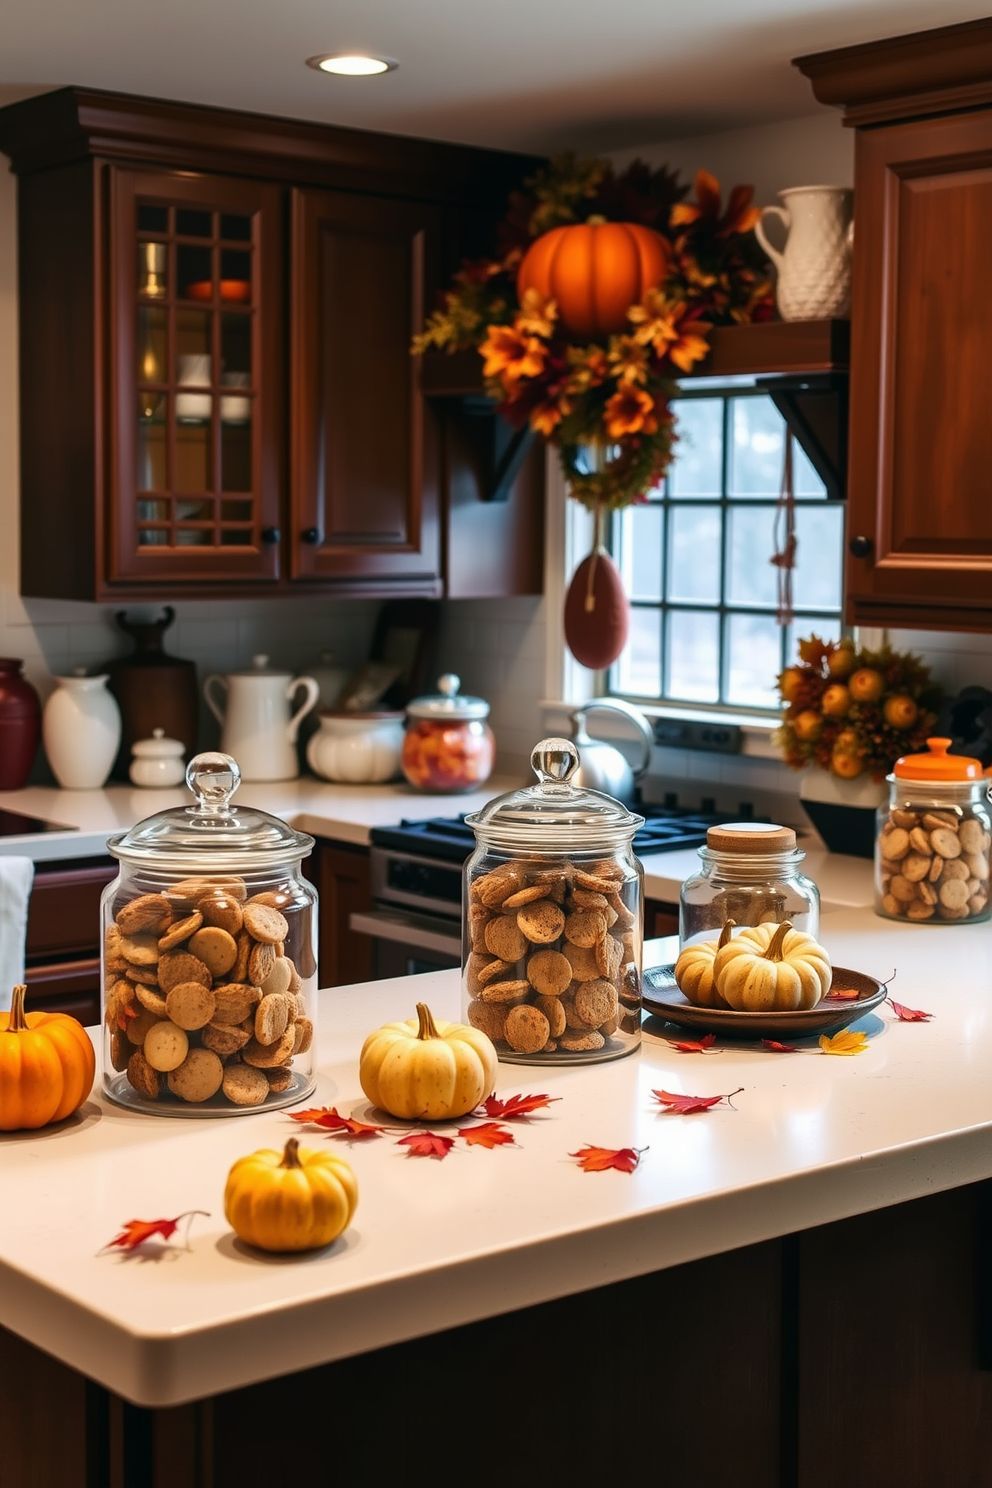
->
<box><xmin>203</xmin><ymin>655</ymin><xmax>319</xmax><ymax>781</ymax></box>
<box><xmin>755</xmin><ymin>185</ymin><xmax>854</xmax><ymax>322</ymax></box>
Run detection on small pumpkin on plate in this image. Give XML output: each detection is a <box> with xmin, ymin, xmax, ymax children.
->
<box><xmin>0</xmin><ymin>983</ymin><xmax>96</xmax><ymax>1130</ymax></box>
<box><xmin>674</xmin><ymin>920</ymin><xmax>735</xmax><ymax>1007</ymax></box>
<box><xmin>225</xmin><ymin>1137</ymin><xmax>358</xmax><ymax>1253</ymax></box>
<box><xmin>359</xmin><ymin>1002</ymin><xmax>497</xmax><ymax>1121</ymax></box>
<box><xmin>713</xmin><ymin>921</ymin><xmax>831</xmax><ymax>1013</ymax></box>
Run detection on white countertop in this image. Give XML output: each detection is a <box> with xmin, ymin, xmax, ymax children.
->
<box><xmin>0</xmin><ymin>777</ymin><xmax>875</xmax><ymax>910</ymax></box>
<box><xmin>2</xmin><ymin>906</ymin><xmax>991</xmax><ymax>1408</ymax></box>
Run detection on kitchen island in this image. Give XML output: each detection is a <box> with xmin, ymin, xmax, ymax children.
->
<box><xmin>4</xmin><ymin>907</ymin><xmax>992</xmax><ymax>1487</ymax></box>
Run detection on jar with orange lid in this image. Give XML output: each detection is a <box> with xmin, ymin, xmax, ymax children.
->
<box><xmin>875</xmin><ymin>737</ymin><xmax>991</xmax><ymax>923</ymax></box>
<box><xmin>679</xmin><ymin>822</ymin><xmax>819</xmax><ymax>948</ymax></box>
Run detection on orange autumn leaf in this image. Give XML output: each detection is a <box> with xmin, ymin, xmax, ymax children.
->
<box><xmin>652</xmin><ymin>1086</ymin><xmax>742</xmax><ymax>1114</ymax></box>
<box><xmin>761</xmin><ymin>1039</ymin><xmax>798</xmax><ymax>1053</ymax></box>
<box><xmin>458</xmin><ymin>1121</ymin><xmax>515</xmax><ymax>1149</ymax></box>
<box><xmin>819</xmin><ymin>1029</ymin><xmax>870</xmax><ymax>1057</ymax></box>
<box><xmin>824</xmin><ymin>987</ymin><xmax>861</xmax><ymax>1002</ymax></box>
<box><xmin>889</xmin><ymin>999</ymin><xmax>934</xmax><ymax>1023</ymax></box>
<box><xmin>481</xmin><ymin>1093</ymin><xmax>561</xmax><ymax>1120</ymax></box>
<box><xmin>288</xmin><ymin>1106</ymin><xmax>386</xmax><ymax>1139</ymax></box>
<box><xmin>664</xmin><ymin>1032</ymin><xmax>719</xmax><ymax>1054</ymax></box>
<box><xmin>397</xmin><ymin>1131</ymin><xmax>454</xmax><ymax>1159</ymax></box>
<box><xmin>104</xmin><ymin>1211</ymin><xmax>208</xmax><ymax>1253</ymax></box>
<box><xmin>570</xmin><ymin>1144</ymin><xmax>646</xmax><ymax>1173</ymax></box>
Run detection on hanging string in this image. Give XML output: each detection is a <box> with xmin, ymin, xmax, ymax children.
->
<box><xmin>585</xmin><ymin>502</ymin><xmax>607</xmax><ymax>613</ymax></box>
<box><xmin>770</xmin><ymin>435</ymin><xmax>797</xmax><ymax>626</ymax></box>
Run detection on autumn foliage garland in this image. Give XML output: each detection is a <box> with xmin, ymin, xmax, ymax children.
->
<box><xmin>414</xmin><ymin>154</ymin><xmax>774</xmax><ymax>510</ymax></box>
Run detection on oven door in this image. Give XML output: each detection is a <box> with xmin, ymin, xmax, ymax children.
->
<box><xmin>349</xmin><ymin>907</ymin><xmax>462</xmax><ymax>979</ymax></box>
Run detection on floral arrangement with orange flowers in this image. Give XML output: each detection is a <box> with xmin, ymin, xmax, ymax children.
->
<box><xmin>413</xmin><ymin>153</ymin><xmax>774</xmax><ymax>511</ymax></box>
<box><xmin>775</xmin><ymin>636</ymin><xmax>941</xmax><ymax>782</ymax></box>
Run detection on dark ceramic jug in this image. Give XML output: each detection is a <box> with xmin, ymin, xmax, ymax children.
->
<box><xmin>105</xmin><ymin>608</ymin><xmax>199</xmax><ymax>779</ymax></box>
<box><xmin>0</xmin><ymin>658</ymin><xmax>41</xmax><ymax>789</ymax></box>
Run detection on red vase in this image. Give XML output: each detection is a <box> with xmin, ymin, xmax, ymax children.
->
<box><xmin>0</xmin><ymin>658</ymin><xmax>41</xmax><ymax>789</ymax></box>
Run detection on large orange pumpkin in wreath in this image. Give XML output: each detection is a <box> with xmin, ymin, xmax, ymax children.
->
<box><xmin>517</xmin><ymin>219</ymin><xmax>670</xmax><ymax>342</ymax></box>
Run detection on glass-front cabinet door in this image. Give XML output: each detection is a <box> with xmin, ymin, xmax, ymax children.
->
<box><xmin>109</xmin><ymin>168</ymin><xmax>282</xmax><ymax>584</ymax></box>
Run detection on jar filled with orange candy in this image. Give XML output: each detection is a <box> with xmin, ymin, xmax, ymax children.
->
<box><xmin>400</xmin><ymin>674</ymin><xmax>495</xmax><ymax>792</ymax></box>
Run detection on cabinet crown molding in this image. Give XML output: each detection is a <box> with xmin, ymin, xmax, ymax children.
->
<box><xmin>795</xmin><ymin>16</ymin><xmax>992</xmax><ymax>125</ymax></box>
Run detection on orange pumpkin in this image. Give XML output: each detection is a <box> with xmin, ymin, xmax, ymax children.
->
<box><xmin>517</xmin><ymin>219</ymin><xmax>670</xmax><ymax>341</ymax></box>
<box><xmin>0</xmin><ymin>983</ymin><xmax>95</xmax><ymax>1130</ymax></box>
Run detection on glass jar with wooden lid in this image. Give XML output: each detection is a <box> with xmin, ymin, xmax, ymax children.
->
<box><xmin>679</xmin><ymin>822</ymin><xmax>819</xmax><ymax>948</ymax></box>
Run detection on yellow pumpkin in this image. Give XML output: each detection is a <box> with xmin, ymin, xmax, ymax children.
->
<box><xmin>713</xmin><ymin>921</ymin><xmax>831</xmax><ymax>1012</ymax></box>
<box><xmin>359</xmin><ymin>1002</ymin><xmax>497</xmax><ymax>1121</ymax></box>
<box><xmin>674</xmin><ymin>921</ymin><xmax>735</xmax><ymax>1007</ymax></box>
<box><xmin>225</xmin><ymin>1137</ymin><xmax>358</xmax><ymax>1253</ymax></box>
<box><xmin>0</xmin><ymin>983</ymin><xmax>95</xmax><ymax>1130</ymax></box>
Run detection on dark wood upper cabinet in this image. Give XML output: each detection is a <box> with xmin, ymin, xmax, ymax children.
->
<box><xmin>291</xmin><ymin>189</ymin><xmax>440</xmax><ymax>589</ymax></box>
<box><xmin>0</xmin><ymin>87</ymin><xmax>544</xmax><ymax>603</ymax></box>
<box><xmin>797</xmin><ymin>18</ymin><xmax>992</xmax><ymax>632</ymax></box>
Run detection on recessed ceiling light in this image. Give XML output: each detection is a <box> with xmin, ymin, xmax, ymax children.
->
<box><xmin>307</xmin><ymin>54</ymin><xmax>398</xmax><ymax>77</ymax></box>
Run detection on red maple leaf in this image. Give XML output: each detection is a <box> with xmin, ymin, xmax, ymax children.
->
<box><xmin>652</xmin><ymin>1086</ymin><xmax>743</xmax><ymax>1114</ymax></box>
<box><xmin>288</xmin><ymin>1106</ymin><xmax>387</xmax><ymax>1138</ymax></box>
<box><xmin>397</xmin><ymin>1132</ymin><xmax>454</xmax><ymax>1159</ymax></box>
<box><xmin>889</xmin><ymin>998</ymin><xmax>934</xmax><ymax>1023</ymax></box>
<box><xmin>824</xmin><ymin>987</ymin><xmax>861</xmax><ymax>1002</ymax></box>
<box><xmin>761</xmin><ymin>1039</ymin><xmax>798</xmax><ymax>1053</ymax></box>
<box><xmin>458</xmin><ymin>1121</ymin><xmax>516</xmax><ymax>1149</ymax></box>
<box><xmin>665</xmin><ymin>1032</ymin><xmax>720</xmax><ymax>1054</ymax></box>
<box><xmin>481</xmin><ymin>1093</ymin><xmax>561</xmax><ymax>1119</ymax></box>
<box><xmin>570</xmin><ymin>1144</ymin><xmax>646</xmax><ymax>1173</ymax></box>
<box><xmin>104</xmin><ymin>1211</ymin><xmax>208</xmax><ymax>1252</ymax></box>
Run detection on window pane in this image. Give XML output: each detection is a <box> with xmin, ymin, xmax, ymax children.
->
<box><xmin>668</xmin><ymin>505</ymin><xmax>721</xmax><ymax>603</ymax></box>
<box><xmin>669</xmin><ymin>398</ymin><xmax>723</xmax><ymax>497</ymax></box>
<box><xmin>725</xmin><ymin>613</ymin><xmax>781</xmax><ymax>708</ymax></box>
<box><xmin>614</xmin><ymin>608</ymin><xmax>661</xmax><ymax>697</ymax></box>
<box><xmin>726</xmin><ymin>506</ymin><xmax>778</xmax><ymax>608</ymax></box>
<box><xmin>793</xmin><ymin>505</ymin><xmax>845</xmax><ymax>610</ymax></box>
<box><xmin>616</xmin><ymin>505</ymin><xmax>663</xmax><ymax>601</ymax></box>
<box><xmin>667</xmin><ymin>610</ymin><xmax>719</xmax><ymax>703</ymax></box>
<box><xmin>785</xmin><ymin>616</ymin><xmax>842</xmax><ymax>668</ymax></box>
<box><xmin>729</xmin><ymin>397</ymin><xmax>785</xmax><ymax>496</ymax></box>
<box><xmin>793</xmin><ymin>438</ymin><xmax>826</xmax><ymax>497</ymax></box>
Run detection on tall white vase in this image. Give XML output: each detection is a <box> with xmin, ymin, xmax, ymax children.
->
<box><xmin>755</xmin><ymin>185</ymin><xmax>854</xmax><ymax>321</ymax></box>
<box><xmin>43</xmin><ymin>673</ymin><xmax>122</xmax><ymax>789</ymax></box>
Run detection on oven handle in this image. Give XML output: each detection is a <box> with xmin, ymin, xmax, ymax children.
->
<box><xmin>349</xmin><ymin>908</ymin><xmax>462</xmax><ymax>959</ymax></box>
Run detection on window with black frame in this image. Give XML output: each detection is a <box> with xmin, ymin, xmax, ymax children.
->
<box><xmin>608</xmin><ymin>389</ymin><xmax>845</xmax><ymax>713</ymax></box>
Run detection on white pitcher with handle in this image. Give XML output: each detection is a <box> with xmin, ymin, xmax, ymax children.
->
<box><xmin>203</xmin><ymin>655</ymin><xmax>319</xmax><ymax>781</ymax></box>
<box><xmin>755</xmin><ymin>185</ymin><xmax>854</xmax><ymax>321</ymax></box>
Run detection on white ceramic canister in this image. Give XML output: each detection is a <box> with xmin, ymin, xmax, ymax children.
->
<box><xmin>755</xmin><ymin>185</ymin><xmax>854</xmax><ymax>321</ymax></box>
<box><xmin>306</xmin><ymin>711</ymin><xmax>404</xmax><ymax>783</ymax></box>
<box><xmin>129</xmin><ymin>728</ymin><xmax>186</xmax><ymax>788</ymax></box>
<box><xmin>43</xmin><ymin>670</ymin><xmax>122</xmax><ymax>789</ymax></box>
<box><xmin>203</xmin><ymin>655</ymin><xmax>319</xmax><ymax>782</ymax></box>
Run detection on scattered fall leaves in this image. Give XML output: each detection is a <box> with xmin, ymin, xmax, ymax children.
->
<box><xmin>289</xmin><ymin>1106</ymin><xmax>387</xmax><ymax>1139</ymax></box>
<box><xmin>481</xmin><ymin>1092</ymin><xmax>561</xmax><ymax>1120</ymax></box>
<box><xmin>458</xmin><ymin>1122</ymin><xmax>516</xmax><ymax>1149</ymax></box>
<box><xmin>819</xmin><ymin>1029</ymin><xmax>870</xmax><ymax>1056</ymax></box>
<box><xmin>570</xmin><ymin>1145</ymin><xmax>646</xmax><ymax>1174</ymax></box>
<box><xmin>761</xmin><ymin>1039</ymin><xmax>798</xmax><ymax>1053</ymax></box>
<box><xmin>889</xmin><ymin>998</ymin><xmax>933</xmax><ymax>1023</ymax></box>
<box><xmin>652</xmin><ymin>1086</ymin><xmax>743</xmax><ymax>1114</ymax></box>
<box><xmin>103</xmin><ymin>1212</ymin><xmax>208</xmax><ymax>1253</ymax></box>
<box><xmin>664</xmin><ymin>1032</ymin><xmax>720</xmax><ymax>1055</ymax></box>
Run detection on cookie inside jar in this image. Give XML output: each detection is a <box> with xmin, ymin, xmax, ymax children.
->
<box><xmin>462</xmin><ymin>738</ymin><xmax>643</xmax><ymax>1065</ymax></box>
<box><xmin>101</xmin><ymin>753</ymin><xmax>318</xmax><ymax>1115</ymax></box>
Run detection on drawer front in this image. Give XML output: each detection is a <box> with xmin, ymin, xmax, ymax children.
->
<box><xmin>24</xmin><ymin>957</ymin><xmax>101</xmax><ymax>1026</ymax></box>
<box><xmin>25</xmin><ymin>858</ymin><xmax>116</xmax><ymax>959</ymax></box>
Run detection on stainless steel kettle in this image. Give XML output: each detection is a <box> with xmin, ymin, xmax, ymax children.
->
<box><xmin>569</xmin><ymin>699</ymin><xmax>654</xmax><ymax>803</ymax></box>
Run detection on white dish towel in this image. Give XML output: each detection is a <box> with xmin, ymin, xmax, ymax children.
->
<box><xmin>0</xmin><ymin>856</ymin><xmax>35</xmax><ymax>1011</ymax></box>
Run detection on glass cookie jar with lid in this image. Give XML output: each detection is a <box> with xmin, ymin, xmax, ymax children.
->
<box><xmin>680</xmin><ymin>822</ymin><xmax>820</xmax><ymax>948</ymax></box>
<box><xmin>875</xmin><ymin>737</ymin><xmax>991</xmax><ymax>924</ymax></box>
<box><xmin>462</xmin><ymin>737</ymin><xmax>643</xmax><ymax>1065</ymax></box>
<box><xmin>401</xmin><ymin>673</ymin><xmax>495</xmax><ymax>793</ymax></box>
<box><xmin>101</xmin><ymin>752</ymin><xmax>318</xmax><ymax>1115</ymax></box>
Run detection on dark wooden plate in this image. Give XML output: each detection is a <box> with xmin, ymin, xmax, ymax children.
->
<box><xmin>642</xmin><ymin>965</ymin><xmax>887</xmax><ymax>1039</ymax></box>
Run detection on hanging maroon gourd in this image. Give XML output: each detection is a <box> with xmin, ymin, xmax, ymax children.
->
<box><xmin>563</xmin><ymin>539</ymin><xmax>630</xmax><ymax>671</ymax></box>
<box><xmin>517</xmin><ymin>219</ymin><xmax>670</xmax><ymax>342</ymax></box>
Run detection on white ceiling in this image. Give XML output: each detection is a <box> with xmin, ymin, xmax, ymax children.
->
<box><xmin>1</xmin><ymin>0</ymin><xmax>986</xmax><ymax>154</ymax></box>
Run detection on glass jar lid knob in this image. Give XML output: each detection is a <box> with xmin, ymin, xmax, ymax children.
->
<box><xmin>530</xmin><ymin>737</ymin><xmax>580</xmax><ymax>788</ymax></box>
<box><xmin>185</xmin><ymin>751</ymin><xmax>242</xmax><ymax>816</ymax></box>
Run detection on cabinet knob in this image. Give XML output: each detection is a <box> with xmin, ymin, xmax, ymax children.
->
<box><xmin>260</xmin><ymin>526</ymin><xmax>280</xmax><ymax>545</ymax></box>
<box><xmin>849</xmin><ymin>535</ymin><xmax>873</xmax><ymax>559</ymax></box>
<box><xmin>301</xmin><ymin>527</ymin><xmax>321</xmax><ymax>545</ymax></box>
